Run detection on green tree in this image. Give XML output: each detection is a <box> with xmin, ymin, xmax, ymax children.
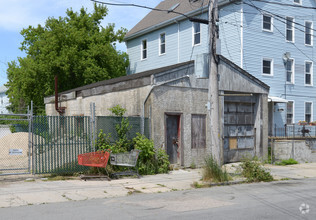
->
<box><xmin>6</xmin><ymin>4</ymin><xmax>129</xmax><ymax>113</ymax></box>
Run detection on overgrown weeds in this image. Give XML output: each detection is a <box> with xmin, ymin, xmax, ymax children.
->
<box><xmin>275</xmin><ymin>158</ymin><xmax>298</xmax><ymax>166</ymax></box>
<box><xmin>134</xmin><ymin>133</ymin><xmax>170</xmax><ymax>175</ymax></box>
<box><xmin>240</xmin><ymin>156</ymin><xmax>273</xmax><ymax>182</ymax></box>
<box><xmin>94</xmin><ymin>105</ymin><xmax>170</xmax><ymax>176</ymax></box>
<box><xmin>202</xmin><ymin>155</ymin><xmax>230</xmax><ymax>182</ymax></box>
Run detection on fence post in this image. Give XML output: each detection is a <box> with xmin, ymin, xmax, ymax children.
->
<box><xmin>90</xmin><ymin>103</ymin><xmax>96</xmax><ymax>152</ymax></box>
<box><xmin>271</xmin><ymin>138</ymin><xmax>274</xmax><ymax>164</ymax></box>
<box><xmin>274</xmin><ymin>124</ymin><xmax>276</xmax><ymax>137</ymax></box>
<box><xmin>28</xmin><ymin>101</ymin><xmax>33</xmax><ymax>174</ymax></box>
<box><xmin>291</xmin><ymin>124</ymin><xmax>295</xmax><ymax>159</ymax></box>
<box><xmin>284</xmin><ymin>124</ymin><xmax>287</xmax><ymax>137</ymax></box>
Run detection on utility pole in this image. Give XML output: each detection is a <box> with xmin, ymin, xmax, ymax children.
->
<box><xmin>208</xmin><ymin>0</ymin><xmax>221</xmax><ymax>164</ymax></box>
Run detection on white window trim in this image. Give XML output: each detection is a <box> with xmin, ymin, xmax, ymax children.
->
<box><xmin>159</xmin><ymin>32</ymin><xmax>166</xmax><ymax>56</ymax></box>
<box><xmin>286</xmin><ymin>58</ymin><xmax>295</xmax><ymax>84</ymax></box>
<box><xmin>286</xmin><ymin>16</ymin><xmax>295</xmax><ymax>43</ymax></box>
<box><xmin>305</xmin><ymin>101</ymin><xmax>313</xmax><ymax>122</ymax></box>
<box><xmin>262</xmin><ymin>58</ymin><xmax>273</xmax><ymax>76</ymax></box>
<box><xmin>141</xmin><ymin>39</ymin><xmax>148</xmax><ymax>60</ymax></box>
<box><xmin>192</xmin><ymin>22</ymin><xmax>201</xmax><ymax>46</ymax></box>
<box><xmin>293</xmin><ymin>0</ymin><xmax>302</xmax><ymax>5</ymax></box>
<box><xmin>304</xmin><ymin>60</ymin><xmax>313</xmax><ymax>86</ymax></box>
<box><xmin>305</xmin><ymin>21</ymin><xmax>313</xmax><ymax>46</ymax></box>
<box><xmin>262</xmin><ymin>14</ymin><xmax>273</xmax><ymax>32</ymax></box>
<box><xmin>287</xmin><ymin>100</ymin><xmax>295</xmax><ymax>124</ymax></box>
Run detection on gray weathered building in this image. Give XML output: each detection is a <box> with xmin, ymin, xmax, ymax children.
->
<box><xmin>45</xmin><ymin>55</ymin><xmax>269</xmax><ymax>166</ymax></box>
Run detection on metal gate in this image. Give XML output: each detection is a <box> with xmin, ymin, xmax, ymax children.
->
<box><xmin>33</xmin><ymin>116</ymin><xmax>93</xmax><ymax>174</ymax></box>
<box><xmin>0</xmin><ymin>112</ymin><xmax>32</xmax><ymax>176</ymax></box>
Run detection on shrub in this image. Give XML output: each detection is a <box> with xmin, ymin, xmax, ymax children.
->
<box><xmin>276</xmin><ymin>158</ymin><xmax>298</xmax><ymax>166</ymax></box>
<box><xmin>133</xmin><ymin>133</ymin><xmax>169</xmax><ymax>175</ymax></box>
<box><xmin>109</xmin><ymin>105</ymin><xmax>132</xmax><ymax>151</ymax></box>
<box><xmin>156</xmin><ymin>147</ymin><xmax>170</xmax><ymax>174</ymax></box>
<box><xmin>241</xmin><ymin>157</ymin><xmax>273</xmax><ymax>182</ymax></box>
<box><xmin>202</xmin><ymin>155</ymin><xmax>230</xmax><ymax>182</ymax></box>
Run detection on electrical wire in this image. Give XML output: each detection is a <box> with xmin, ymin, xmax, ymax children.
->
<box><xmin>252</xmin><ymin>0</ymin><xmax>316</xmax><ymax>10</ymax></box>
<box><xmin>243</xmin><ymin>1</ymin><xmax>316</xmax><ymax>37</ymax></box>
<box><xmin>245</xmin><ymin>0</ymin><xmax>316</xmax><ymax>63</ymax></box>
<box><xmin>90</xmin><ymin>0</ymin><xmax>191</xmax><ymax>19</ymax></box>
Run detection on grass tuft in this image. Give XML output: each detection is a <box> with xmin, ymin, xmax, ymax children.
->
<box><xmin>275</xmin><ymin>158</ymin><xmax>298</xmax><ymax>166</ymax></box>
<box><xmin>241</xmin><ymin>156</ymin><xmax>273</xmax><ymax>182</ymax></box>
<box><xmin>202</xmin><ymin>155</ymin><xmax>230</xmax><ymax>182</ymax></box>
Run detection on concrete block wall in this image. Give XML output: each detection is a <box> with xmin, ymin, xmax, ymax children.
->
<box><xmin>45</xmin><ymin>86</ymin><xmax>152</xmax><ymax>117</ymax></box>
<box><xmin>149</xmin><ymin>85</ymin><xmax>210</xmax><ymax>167</ymax></box>
<box><xmin>273</xmin><ymin>140</ymin><xmax>312</xmax><ymax>163</ymax></box>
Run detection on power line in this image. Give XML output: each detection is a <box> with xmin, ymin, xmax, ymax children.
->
<box><xmin>252</xmin><ymin>0</ymin><xmax>316</xmax><ymax>10</ymax></box>
<box><xmin>245</xmin><ymin>0</ymin><xmax>316</xmax><ymax>63</ymax></box>
<box><xmin>90</xmin><ymin>0</ymin><xmax>191</xmax><ymax>19</ymax></box>
<box><xmin>243</xmin><ymin>1</ymin><xmax>316</xmax><ymax>35</ymax></box>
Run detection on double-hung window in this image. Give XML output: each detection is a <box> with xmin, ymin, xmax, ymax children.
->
<box><xmin>193</xmin><ymin>22</ymin><xmax>201</xmax><ymax>45</ymax></box>
<box><xmin>305</xmin><ymin>21</ymin><xmax>313</xmax><ymax>46</ymax></box>
<box><xmin>262</xmin><ymin>58</ymin><xmax>273</xmax><ymax>75</ymax></box>
<box><xmin>286</xmin><ymin>17</ymin><xmax>294</xmax><ymax>42</ymax></box>
<box><xmin>141</xmin><ymin>39</ymin><xmax>147</xmax><ymax>60</ymax></box>
<box><xmin>286</xmin><ymin>59</ymin><xmax>294</xmax><ymax>83</ymax></box>
<box><xmin>305</xmin><ymin>102</ymin><xmax>312</xmax><ymax>123</ymax></box>
<box><xmin>287</xmin><ymin>101</ymin><xmax>294</xmax><ymax>124</ymax></box>
<box><xmin>305</xmin><ymin>61</ymin><xmax>313</xmax><ymax>85</ymax></box>
<box><xmin>159</xmin><ymin>33</ymin><xmax>166</xmax><ymax>55</ymax></box>
<box><xmin>263</xmin><ymin>14</ymin><xmax>273</xmax><ymax>32</ymax></box>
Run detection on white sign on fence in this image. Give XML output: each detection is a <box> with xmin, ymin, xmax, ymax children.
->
<box><xmin>9</xmin><ymin>149</ymin><xmax>23</xmax><ymax>155</ymax></box>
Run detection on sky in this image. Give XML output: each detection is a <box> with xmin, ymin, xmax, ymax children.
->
<box><xmin>0</xmin><ymin>0</ymin><xmax>162</xmax><ymax>87</ymax></box>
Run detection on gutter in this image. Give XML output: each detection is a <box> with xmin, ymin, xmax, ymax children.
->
<box><xmin>141</xmin><ymin>75</ymin><xmax>191</xmax><ymax>135</ymax></box>
<box><xmin>125</xmin><ymin>0</ymin><xmax>238</xmax><ymax>41</ymax></box>
<box><xmin>125</xmin><ymin>6</ymin><xmax>208</xmax><ymax>41</ymax></box>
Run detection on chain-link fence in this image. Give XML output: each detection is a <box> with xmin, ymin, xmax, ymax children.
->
<box><xmin>0</xmin><ymin>114</ymin><xmax>32</xmax><ymax>175</ymax></box>
<box><xmin>96</xmin><ymin>116</ymin><xmax>150</xmax><ymax>143</ymax></box>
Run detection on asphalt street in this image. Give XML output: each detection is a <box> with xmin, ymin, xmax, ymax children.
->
<box><xmin>1</xmin><ymin>177</ymin><xmax>315</xmax><ymax>220</ymax></box>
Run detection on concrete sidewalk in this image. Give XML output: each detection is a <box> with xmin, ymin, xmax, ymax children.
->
<box><xmin>1</xmin><ymin>163</ymin><xmax>316</xmax><ymax>208</ymax></box>
<box><xmin>0</xmin><ymin>169</ymin><xmax>201</xmax><ymax>208</ymax></box>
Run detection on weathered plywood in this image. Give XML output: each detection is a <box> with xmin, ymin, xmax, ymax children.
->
<box><xmin>191</xmin><ymin>114</ymin><xmax>206</xmax><ymax>149</ymax></box>
<box><xmin>229</xmin><ymin>138</ymin><xmax>237</xmax><ymax>150</ymax></box>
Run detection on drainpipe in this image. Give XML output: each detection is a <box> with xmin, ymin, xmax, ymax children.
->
<box><xmin>174</xmin><ymin>20</ymin><xmax>180</xmax><ymax>63</ymax></box>
<box><xmin>141</xmin><ymin>75</ymin><xmax>190</xmax><ymax>135</ymax></box>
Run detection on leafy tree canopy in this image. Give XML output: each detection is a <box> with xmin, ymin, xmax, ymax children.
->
<box><xmin>6</xmin><ymin>4</ymin><xmax>129</xmax><ymax>114</ymax></box>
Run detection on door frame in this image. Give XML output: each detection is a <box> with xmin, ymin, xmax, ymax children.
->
<box><xmin>164</xmin><ymin>113</ymin><xmax>182</xmax><ymax>165</ymax></box>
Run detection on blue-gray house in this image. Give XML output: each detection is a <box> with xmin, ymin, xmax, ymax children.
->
<box><xmin>125</xmin><ymin>0</ymin><xmax>316</xmax><ymax>135</ymax></box>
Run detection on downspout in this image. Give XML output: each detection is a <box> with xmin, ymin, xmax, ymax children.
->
<box><xmin>175</xmin><ymin>20</ymin><xmax>180</xmax><ymax>63</ymax></box>
<box><xmin>141</xmin><ymin>75</ymin><xmax>191</xmax><ymax>135</ymax></box>
<box><xmin>240</xmin><ymin>0</ymin><xmax>244</xmax><ymax>68</ymax></box>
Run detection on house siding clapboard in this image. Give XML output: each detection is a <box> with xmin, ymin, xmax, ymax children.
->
<box><xmin>126</xmin><ymin>13</ymin><xmax>209</xmax><ymax>75</ymax></box>
<box><xmin>125</xmin><ymin>0</ymin><xmax>316</xmax><ymax>127</ymax></box>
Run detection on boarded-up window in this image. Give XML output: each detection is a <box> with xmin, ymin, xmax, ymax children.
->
<box><xmin>191</xmin><ymin>114</ymin><xmax>206</xmax><ymax>149</ymax></box>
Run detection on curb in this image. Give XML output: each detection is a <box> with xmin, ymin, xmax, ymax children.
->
<box><xmin>209</xmin><ymin>180</ymin><xmax>245</xmax><ymax>187</ymax></box>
